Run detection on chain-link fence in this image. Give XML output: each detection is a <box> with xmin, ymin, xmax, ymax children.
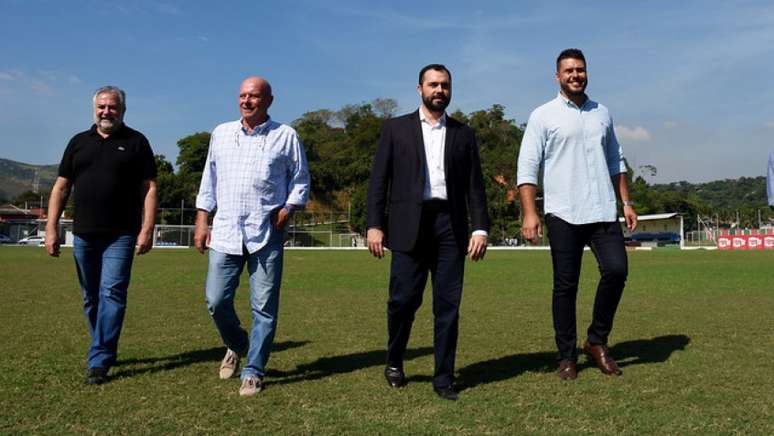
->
<box><xmin>153</xmin><ymin>210</ymin><xmax>362</xmax><ymax>248</ymax></box>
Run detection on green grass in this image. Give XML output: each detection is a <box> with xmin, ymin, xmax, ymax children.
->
<box><xmin>1</xmin><ymin>247</ymin><xmax>773</xmax><ymax>435</ymax></box>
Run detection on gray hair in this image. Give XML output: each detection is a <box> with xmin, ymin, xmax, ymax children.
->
<box><xmin>92</xmin><ymin>85</ymin><xmax>126</xmax><ymax>109</ymax></box>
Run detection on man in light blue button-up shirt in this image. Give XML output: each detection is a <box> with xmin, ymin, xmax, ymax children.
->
<box><xmin>517</xmin><ymin>49</ymin><xmax>637</xmax><ymax>380</ymax></box>
<box><xmin>194</xmin><ymin>76</ymin><xmax>309</xmax><ymax>396</ymax></box>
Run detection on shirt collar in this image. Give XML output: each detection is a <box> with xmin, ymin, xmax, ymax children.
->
<box><xmin>418</xmin><ymin>107</ymin><xmax>446</xmax><ymax>127</ymax></box>
<box><xmin>88</xmin><ymin>123</ymin><xmax>126</xmax><ymax>138</ymax></box>
<box><xmin>240</xmin><ymin>116</ymin><xmax>272</xmax><ymax>136</ymax></box>
<box><xmin>556</xmin><ymin>92</ymin><xmax>589</xmax><ymax>110</ymax></box>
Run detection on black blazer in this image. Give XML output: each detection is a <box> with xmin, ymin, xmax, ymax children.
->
<box><xmin>366</xmin><ymin>110</ymin><xmax>490</xmax><ymax>253</ymax></box>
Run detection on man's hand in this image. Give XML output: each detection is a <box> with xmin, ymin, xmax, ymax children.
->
<box><xmin>194</xmin><ymin>212</ymin><xmax>211</xmax><ymax>254</ymax></box>
<box><xmin>467</xmin><ymin>234</ymin><xmax>487</xmax><ymax>261</ymax></box>
<box><xmin>44</xmin><ymin>227</ymin><xmax>60</xmax><ymax>257</ymax></box>
<box><xmin>521</xmin><ymin>211</ymin><xmax>543</xmax><ymax>243</ymax></box>
<box><xmin>623</xmin><ymin>205</ymin><xmax>638</xmax><ymax>231</ymax></box>
<box><xmin>45</xmin><ymin>177</ymin><xmax>71</xmax><ymax>257</ymax></box>
<box><xmin>367</xmin><ymin>228</ymin><xmax>385</xmax><ymax>259</ymax></box>
<box><xmin>136</xmin><ymin>229</ymin><xmax>153</xmax><ymax>255</ymax></box>
<box><xmin>272</xmin><ymin>207</ymin><xmax>291</xmax><ymax>230</ymax></box>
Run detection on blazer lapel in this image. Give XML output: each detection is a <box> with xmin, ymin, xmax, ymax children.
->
<box><xmin>411</xmin><ymin>110</ymin><xmax>427</xmax><ymax>186</ymax></box>
<box><xmin>443</xmin><ymin>117</ymin><xmax>457</xmax><ymax>187</ymax></box>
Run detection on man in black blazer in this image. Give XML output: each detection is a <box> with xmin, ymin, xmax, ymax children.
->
<box><xmin>366</xmin><ymin>64</ymin><xmax>490</xmax><ymax>401</ymax></box>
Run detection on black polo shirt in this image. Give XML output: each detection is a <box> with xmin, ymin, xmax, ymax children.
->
<box><xmin>58</xmin><ymin>124</ymin><xmax>157</xmax><ymax>236</ymax></box>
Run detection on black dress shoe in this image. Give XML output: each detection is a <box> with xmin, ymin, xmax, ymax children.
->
<box><xmin>433</xmin><ymin>385</ymin><xmax>459</xmax><ymax>401</ymax></box>
<box><xmin>85</xmin><ymin>367</ymin><xmax>108</xmax><ymax>385</ymax></box>
<box><xmin>384</xmin><ymin>366</ymin><xmax>405</xmax><ymax>388</ymax></box>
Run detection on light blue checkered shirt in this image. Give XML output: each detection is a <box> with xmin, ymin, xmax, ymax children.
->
<box><xmin>196</xmin><ymin>117</ymin><xmax>310</xmax><ymax>255</ymax></box>
<box><xmin>517</xmin><ymin>94</ymin><xmax>627</xmax><ymax>225</ymax></box>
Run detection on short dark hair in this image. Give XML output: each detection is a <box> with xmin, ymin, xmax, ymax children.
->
<box><xmin>556</xmin><ymin>48</ymin><xmax>586</xmax><ymax>71</ymax></box>
<box><xmin>418</xmin><ymin>64</ymin><xmax>452</xmax><ymax>85</ymax></box>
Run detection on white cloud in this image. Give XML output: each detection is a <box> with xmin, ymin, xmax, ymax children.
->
<box><xmin>616</xmin><ymin>125</ymin><xmax>652</xmax><ymax>142</ymax></box>
<box><xmin>0</xmin><ymin>69</ymin><xmax>80</xmax><ymax>95</ymax></box>
<box><xmin>663</xmin><ymin>121</ymin><xmax>677</xmax><ymax>129</ymax></box>
<box><xmin>29</xmin><ymin>79</ymin><xmax>52</xmax><ymax>94</ymax></box>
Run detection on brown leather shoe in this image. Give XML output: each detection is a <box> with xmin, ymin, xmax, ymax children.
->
<box><xmin>557</xmin><ymin>359</ymin><xmax>577</xmax><ymax>380</ymax></box>
<box><xmin>582</xmin><ymin>341</ymin><xmax>622</xmax><ymax>375</ymax></box>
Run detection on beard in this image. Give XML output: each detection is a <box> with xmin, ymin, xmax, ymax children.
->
<box><xmin>422</xmin><ymin>93</ymin><xmax>450</xmax><ymax>112</ymax></box>
<box><xmin>560</xmin><ymin>80</ymin><xmax>587</xmax><ymax>98</ymax></box>
<box><xmin>94</xmin><ymin>116</ymin><xmax>122</xmax><ymax>134</ymax></box>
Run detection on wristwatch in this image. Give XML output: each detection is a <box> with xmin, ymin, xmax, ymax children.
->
<box><xmin>623</xmin><ymin>200</ymin><xmax>635</xmax><ymax>207</ymax></box>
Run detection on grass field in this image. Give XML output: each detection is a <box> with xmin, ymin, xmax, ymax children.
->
<box><xmin>1</xmin><ymin>247</ymin><xmax>773</xmax><ymax>435</ymax></box>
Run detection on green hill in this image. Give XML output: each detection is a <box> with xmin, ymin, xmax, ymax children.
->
<box><xmin>0</xmin><ymin>159</ymin><xmax>58</xmax><ymax>202</ymax></box>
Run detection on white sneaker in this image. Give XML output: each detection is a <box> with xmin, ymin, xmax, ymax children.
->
<box><xmin>219</xmin><ymin>348</ymin><xmax>240</xmax><ymax>379</ymax></box>
<box><xmin>239</xmin><ymin>375</ymin><xmax>264</xmax><ymax>396</ymax></box>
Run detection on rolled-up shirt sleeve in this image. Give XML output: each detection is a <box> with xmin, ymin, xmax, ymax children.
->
<box><xmin>195</xmin><ymin>134</ymin><xmax>217</xmax><ymax>212</ymax></box>
<box><xmin>606</xmin><ymin>117</ymin><xmax>627</xmax><ymax>176</ymax></box>
<box><xmin>517</xmin><ymin>111</ymin><xmax>545</xmax><ymax>186</ymax></box>
<box><xmin>285</xmin><ymin>132</ymin><xmax>310</xmax><ymax>207</ymax></box>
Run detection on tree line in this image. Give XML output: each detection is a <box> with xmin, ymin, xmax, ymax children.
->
<box><xmin>154</xmin><ymin>98</ymin><xmax>772</xmax><ymax>239</ymax></box>
<box><xmin>9</xmin><ymin>98</ymin><xmax>771</xmax><ymax>240</ymax></box>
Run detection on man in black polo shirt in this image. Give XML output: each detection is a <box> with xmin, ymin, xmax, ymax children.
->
<box><xmin>45</xmin><ymin>85</ymin><xmax>158</xmax><ymax>385</ymax></box>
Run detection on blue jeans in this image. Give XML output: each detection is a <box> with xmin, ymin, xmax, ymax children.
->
<box><xmin>205</xmin><ymin>231</ymin><xmax>284</xmax><ymax>379</ymax></box>
<box><xmin>72</xmin><ymin>234</ymin><xmax>136</xmax><ymax>369</ymax></box>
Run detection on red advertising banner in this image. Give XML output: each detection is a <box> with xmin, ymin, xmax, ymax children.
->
<box><xmin>717</xmin><ymin>234</ymin><xmax>774</xmax><ymax>250</ymax></box>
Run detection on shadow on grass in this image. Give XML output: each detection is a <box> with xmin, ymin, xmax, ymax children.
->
<box><xmin>611</xmin><ymin>334</ymin><xmax>691</xmax><ymax>367</ymax></box>
<box><xmin>110</xmin><ymin>340</ymin><xmax>309</xmax><ymax>380</ymax></box>
<box><xmin>457</xmin><ymin>351</ymin><xmax>556</xmax><ymax>391</ymax></box>
<box><xmin>268</xmin><ymin>346</ymin><xmax>434</xmax><ymax>385</ymax></box>
<box><xmin>457</xmin><ymin>334</ymin><xmax>690</xmax><ymax>391</ymax></box>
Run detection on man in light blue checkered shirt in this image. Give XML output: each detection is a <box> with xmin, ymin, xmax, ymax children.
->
<box><xmin>194</xmin><ymin>76</ymin><xmax>309</xmax><ymax>396</ymax></box>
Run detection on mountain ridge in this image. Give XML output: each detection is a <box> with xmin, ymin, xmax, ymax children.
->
<box><xmin>0</xmin><ymin>158</ymin><xmax>58</xmax><ymax>201</ymax></box>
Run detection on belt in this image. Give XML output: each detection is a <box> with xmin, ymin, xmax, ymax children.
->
<box><xmin>422</xmin><ymin>199</ymin><xmax>449</xmax><ymax>213</ymax></box>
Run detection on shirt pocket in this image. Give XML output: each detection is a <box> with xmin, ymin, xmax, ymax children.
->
<box><xmin>586</xmin><ymin>118</ymin><xmax>610</xmax><ymax>148</ymax></box>
<box><xmin>256</xmin><ymin>149</ymin><xmax>287</xmax><ymax>196</ymax></box>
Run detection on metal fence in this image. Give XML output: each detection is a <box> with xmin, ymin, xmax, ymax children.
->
<box><xmin>153</xmin><ymin>210</ymin><xmax>362</xmax><ymax>248</ymax></box>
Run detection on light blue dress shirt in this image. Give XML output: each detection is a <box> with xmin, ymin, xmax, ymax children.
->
<box><xmin>196</xmin><ymin>117</ymin><xmax>310</xmax><ymax>255</ymax></box>
<box><xmin>517</xmin><ymin>93</ymin><xmax>627</xmax><ymax>225</ymax></box>
<box><xmin>768</xmin><ymin>149</ymin><xmax>774</xmax><ymax>207</ymax></box>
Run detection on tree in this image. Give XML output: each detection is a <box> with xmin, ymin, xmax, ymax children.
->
<box><xmin>293</xmin><ymin>110</ymin><xmax>346</xmax><ymax>199</ymax></box>
<box><xmin>176</xmin><ymin>132</ymin><xmax>211</xmax><ymax>175</ymax></box>
<box><xmin>462</xmin><ymin>105</ymin><xmax>524</xmax><ymax>242</ymax></box>
<box><xmin>155</xmin><ymin>154</ymin><xmax>174</xmax><ymax>175</ymax></box>
<box><xmin>372</xmin><ymin>98</ymin><xmax>398</xmax><ymax>118</ymax></box>
<box><xmin>165</xmin><ymin>100</ymin><xmax>773</xmax><ymax>239</ymax></box>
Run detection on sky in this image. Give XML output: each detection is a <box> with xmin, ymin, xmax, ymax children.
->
<box><xmin>1</xmin><ymin>0</ymin><xmax>773</xmax><ymax>183</ymax></box>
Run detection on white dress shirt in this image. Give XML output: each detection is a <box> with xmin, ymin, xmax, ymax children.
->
<box><xmin>419</xmin><ymin>107</ymin><xmax>447</xmax><ymax>200</ymax></box>
<box><xmin>419</xmin><ymin>107</ymin><xmax>487</xmax><ymax>237</ymax></box>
